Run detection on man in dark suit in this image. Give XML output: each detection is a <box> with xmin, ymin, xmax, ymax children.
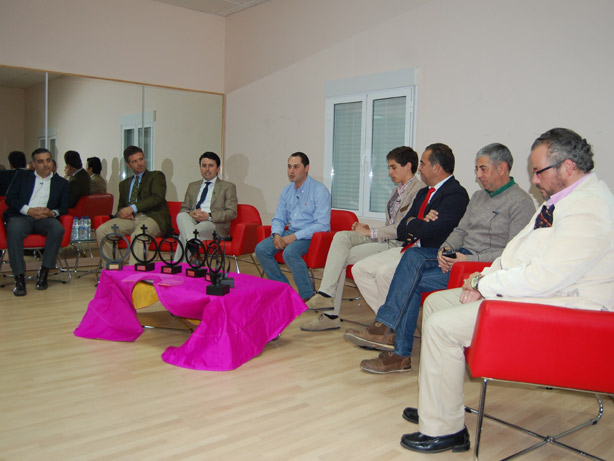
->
<box><xmin>175</xmin><ymin>151</ymin><xmax>238</xmax><ymax>262</ymax></box>
<box><xmin>64</xmin><ymin>150</ymin><xmax>91</xmax><ymax>208</ymax></box>
<box><xmin>351</xmin><ymin>143</ymin><xmax>470</xmax><ymax>312</ymax></box>
<box><xmin>4</xmin><ymin>148</ymin><xmax>69</xmax><ymax>296</ymax></box>
<box><xmin>0</xmin><ymin>150</ymin><xmax>27</xmax><ymax>195</ymax></box>
<box><xmin>95</xmin><ymin>146</ymin><xmax>171</xmax><ymax>265</ymax></box>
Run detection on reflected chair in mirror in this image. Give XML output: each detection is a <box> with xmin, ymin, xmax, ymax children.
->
<box><xmin>256</xmin><ymin>209</ymin><xmax>359</xmax><ymax>284</ymax></box>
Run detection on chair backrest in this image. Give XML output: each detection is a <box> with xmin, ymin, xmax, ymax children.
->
<box><xmin>230</xmin><ymin>204</ymin><xmax>262</xmax><ymax>234</ymax></box>
<box><xmin>330</xmin><ymin>210</ymin><xmax>358</xmax><ymax>232</ymax></box>
<box><xmin>167</xmin><ymin>201</ymin><xmax>182</xmax><ymax>234</ymax></box>
<box><xmin>68</xmin><ymin>193</ymin><xmax>114</xmax><ymax>218</ymax></box>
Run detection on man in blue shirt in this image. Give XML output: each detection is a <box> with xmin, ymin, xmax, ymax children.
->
<box><xmin>255</xmin><ymin>152</ymin><xmax>331</xmax><ymax>300</ymax></box>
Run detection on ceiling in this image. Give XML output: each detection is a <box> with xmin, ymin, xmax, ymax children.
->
<box><xmin>0</xmin><ymin>0</ymin><xmax>271</xmax><ymax>89</ymax></box>
<box><xmin>150</xmin><ymin>0</ymin><xmax>270</xmax><ymax>17</ymax></box>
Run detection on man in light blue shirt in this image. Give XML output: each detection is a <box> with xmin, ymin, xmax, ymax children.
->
<box><xmin>255</xmin><ymin>152</ymin><xmax>331</xmax><ymax>300</ymax></box>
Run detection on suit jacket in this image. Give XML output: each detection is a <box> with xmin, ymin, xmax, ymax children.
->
<box><xmin>480</xmin><ymin>173</ymin><xmax>614</xmax><ymax>311</ymax></box>
<box><xmin>377</xmin><ymin>176</ymin><xmax>425</xmax><ymax>242</ymax></box>
<box><xmin>396</xmin><ymin>175</ymin><xmax>469</xmax><ymax>248</ymax></box>
<box><xmin>68</xmin><ymin>168</ymin><xmax>92</xmax><ymax>208</ymax></box>
<box><xmin>180</xmin><ymin>178</ymin><xmax>238</xmax><ymax>237</ymax></box>
<box><xmin>0</xmin><ymin>169</ymin><xmax>17</xmax><ymax>196</ymax></box>
<box><xmin>90</xmin><ymin>174</ymin><xmax>107</xmax><ymax>194</ymax></box>
<box><xmin>118</xmin><ymin>169</ymin><xmax>172</xmax><ymax>234</ymax></box>
<box><xmin>3</xmin><ymin>170</ymin><xmax>69</xmax><ymax>220</ymax></box>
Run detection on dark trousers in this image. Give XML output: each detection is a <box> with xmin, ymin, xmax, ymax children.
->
<box><xmin>6</xmin><ymin>216</ymin><xmax>65</xmax><ymax>275</ymax></box>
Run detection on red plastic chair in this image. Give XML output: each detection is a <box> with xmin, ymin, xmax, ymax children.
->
<box><xmin>447</xmin><ymin>261</ymin><xmax>614</xmax><ymax>460</ymax></box>
<box><xmin>68</xmin><ymin>193</ymin><xmax>114</xmax><ymax>219</ymax></box>
<box><xmin>256</xmin><ymin>209</ymin><xmax>358</xmax><ymax>282</ymax></box>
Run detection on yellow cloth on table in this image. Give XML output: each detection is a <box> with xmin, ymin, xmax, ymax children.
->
<box><xmin>131</xmin><ymin>281</ymin><xmax>201</xmax><ymax>324</ymax></box>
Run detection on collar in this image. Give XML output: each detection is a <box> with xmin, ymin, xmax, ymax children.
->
<box><xmin>487</xmin><ymin>177</ymin><xmax>515</xmax><ymax>197</ymax></box>
<box><xmin>547</xmin><ymin>172</ymin><xmax>592</xmax><ymax>207</ymax></box>
<box><xmin>203</xmin><ymin>176</ymin><xmax>217</xmax><ymax>186</ymax></box>
<box><xmin>35</xmin><ymin>170</ymin><xmax>53</xmax><ymax>181</ymax></box>
<box><xmin>432</xmin><ymin>175</ymin><xmax>452</xmax><ymax>192</ymax></box>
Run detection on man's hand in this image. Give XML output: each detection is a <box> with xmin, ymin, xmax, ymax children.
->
<box><xmin>459</xmin><ymin>271</ymin><xmax>484</xmax><ymax>304</ymax></box>
<box><xmin>352</xmin><ymin>222</ymin><xmax>371</xmax><ymax>237</ymax></box>
<box><xmin>280</xmin><ymin>233</ymin><xmax>297</xmax><ymax>247</ymax></box>
<box><xmin>189</xmin><ymin>209</ymin><xmax>210</xmax><ymax>223</ymax></box>
<box><xmin>272</xmin><ymin>234</ymin><xmax>284</xmax><ymax>250</ymax></box>
<box><xmin>117</xmin><ymin>206</ymin><xmax>135</xmax><ymax>220</ymax></box>
<box><xmin>27</xmin><ymin>207</ymin><xmax>53</xmax><ymax>220</ymax></box>
<box><xmin>437</xmin><ymin>248</ymin><xmax>468</xmax><ymax>273</ymax></box>
<box><xmin>423</xmin><ymin>209</ymin><xmax>439</xmax><ymax>222</ymax></box>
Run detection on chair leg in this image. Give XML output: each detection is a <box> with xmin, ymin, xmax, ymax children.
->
<box><xmin>465</xmin><ymin>388</ymin><xmax>606</xmax><ymax>461</ymax></box>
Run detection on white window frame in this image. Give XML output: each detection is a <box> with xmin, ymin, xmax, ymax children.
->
<box><xmin>120</xmin><ymin>111</ymin><xmax>155</xmax><ymax>179</ymax></box>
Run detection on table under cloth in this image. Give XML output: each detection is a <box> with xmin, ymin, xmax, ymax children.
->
<box><xmin>74</xmin><ymin>262</ymin><xmax>307</xmax><ymax>371</ymax></box>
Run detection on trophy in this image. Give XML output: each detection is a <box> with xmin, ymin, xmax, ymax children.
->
<box><xmin>131</xmin><ymin>224</ymin><xmax>157</xmax><ymax>272</ymax></box>
<box><xmin>159</xmin><ymin>235</ymin><xmax>184</xmax><ymax>274</ymax></box>
<box><xmin>99</xmin><ymin>224</ymin><xmax>130</xmax><ymax>270</ymax></box>
<box><xmin>205</xmin><ymin>231</ymin><xmax>232</xmax><ymax>296</ymax></box>
<box><xmin>185</xmin><ymin>229</ymin><xmax>208</xmax><ymax>278</ymax></box>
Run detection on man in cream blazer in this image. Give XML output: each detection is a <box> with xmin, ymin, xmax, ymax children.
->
<box><xmin>301</xmin><ymin>146</ymin><xmax>425</xmax><ymax>331</ymax></box>
<box><xmin>399</xmin><ymin>128</ymin><xmax>614</xmax><ymax>455</ymax></box>
<box><xmin>175</xmin><ymin>151</ymin><xmax>238</xmax><ymax>262</ymax></box>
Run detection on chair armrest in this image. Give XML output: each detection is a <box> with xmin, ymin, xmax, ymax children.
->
<box><xmin>93</xmin><ymin>215</ymin><xmax>111</xmax><ymax>230</ymax></box>
<box><xmin>227</xmin><ymin>222</ymin><xmax>260</xmax><ymax>255</ymax></box>
<box><xmin>447</xmin><ymin>261</ymin><xmax>492</xmax><ymax>289</ymax></box>
<box><xmin>303</xmin><ymin>231</ymin><xmax>335</xmax><ymax>268</ymax></box>
<box><xmin>59</xmin><ymin>215</ymin><xmax>74</xmax><ymax>247</ymax></box>
<box><xmin>257</xmin><ymin>225</ymin><xmax>272</xmax><ymax>243</ymax></box>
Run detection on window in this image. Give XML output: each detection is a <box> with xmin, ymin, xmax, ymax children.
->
<box><xmin>120</xmin><ymin>111</ymin><xmax>154</xmax><ymax>178</ymax></box>
<box><xmin>324</xmin><ymin>68</ymin><xmax>416</xmax><ymax>219</ymax></box>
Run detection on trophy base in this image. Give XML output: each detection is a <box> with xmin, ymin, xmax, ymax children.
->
<box><xmin>161</xmin><ymin>264</ymin><xmax>182</xmax><ymax>274</ymax></box>
<box><xmin>220</xmin><ymin>277</ymin><xmax>234</xmax><ymax>288</ymax></box>
<box><xmin>206</xmin><ymin>284</ymin><xmax>230</xmax><ymax>296</ymax></box>
<box><xmin>106</xmin><ymin>262</ymin><xmax>124</xmax><ymax>270</ymax></box>
<box><xmin>186</xmin><ymin>267</ymin><xmax>208</xmax><ymax>278</ymax></box>
<box><xmin>135</xmin><ymin>262</ymin><xmax>156</xmax><ymax>272</ymax></box>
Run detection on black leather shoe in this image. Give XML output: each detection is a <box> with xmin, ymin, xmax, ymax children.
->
<box><xmin>401</xmin><ymin>427</ymin><xmax>470</xmax><ymax>453</ymax></box>
<box><xmin>13</xmin><ymin>274</ymin><xmax>26</xmax><ymax>296</ymax></box>
<box><xmin>36</xmin><ymin>266</ymin><xmax>49</xmax><ymax>290</ymax></box>
<box><xmin>402</xmin><ymin>407</ymin><xmax>419</xmax><ymax>424</ymax></box>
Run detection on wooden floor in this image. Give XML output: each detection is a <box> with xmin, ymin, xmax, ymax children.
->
<box><xmin>0</xmin><ymin>257</ymin><xmax>612</xmax><ymax>460</ymax></box>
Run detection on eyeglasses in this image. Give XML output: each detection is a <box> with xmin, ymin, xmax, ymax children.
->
<box><xmin>533</xmin><ymin>160</ymin><xmax>564</xmax><ymax>178</ymax></box>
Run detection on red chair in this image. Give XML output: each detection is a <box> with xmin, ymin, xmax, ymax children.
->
<box><xmin>256</xmin><ymin>209</ymin><xmax>358</xmax><ymax>282</ymax></box>
<box><xmin>68</xmin><ymin>193</ymin><xmax>114</xmax><ymax>219</ymax></box>
<box><xmin>447</xmin><ymin>261</ymin><xmax>614</xmax><ymax>460</ymax></box>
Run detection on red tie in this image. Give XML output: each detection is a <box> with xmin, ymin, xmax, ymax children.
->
<box><xmin>401</xmin><ymin>187</ymin><xmax>435</xmax><ymax>253</ymax></box>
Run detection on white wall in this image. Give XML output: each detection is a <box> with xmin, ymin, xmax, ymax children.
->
<box><xmin>225</xmin><ymin>0</ymin><xmax>614</xmax><ymax>223</ymax></box>
<box><xmin>0</xmin><ymin>86</ymin><xmax>25</xmax><ymax>165</ymax></box>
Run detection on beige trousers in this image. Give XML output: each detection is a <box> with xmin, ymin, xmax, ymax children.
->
<box><xmin>96</xmin><ymin>214</ymin><xmax>163</xmax><ymax>266</ymax></box>
<box><xmin>418</xmin><ymin>288</ymin><xmax>481</xmax><ymax>436</ymax></box>
<box><xmin>350</xmin><ymin>246</ymin><xmax>403</xmax><ymax>313</ymax></box>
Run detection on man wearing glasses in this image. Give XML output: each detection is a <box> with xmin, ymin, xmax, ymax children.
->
<box><xmin>399</xmin><ymin>128</ymin><xmax>614</xmax><ymax>454</ymax></box>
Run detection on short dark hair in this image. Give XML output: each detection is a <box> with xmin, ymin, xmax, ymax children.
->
<box><xmin>8</xmin><ymin>151</ymin><xmax>26</xmax><ymax>169</ymax></box>
<box><xmin>425</xmin><ymin>143</ymin><xmax>455</xmax><ymax>174</ymax></box>
<box><xmin>87</xmin><ymin>156</ymin><xmax>103</xmax><ymax>174</ymax></box>
<box><xmin>32</xmin><ymin>148</ymin><xmax>51</xmax><ymax>159</ymax></box>
<box><xmin>475</xmin><ymin>143</ymin><xmax>513</xmax><ymax>172</ymax></box>
<box><xmin>64</xmin><ymin>150</ymin><xmax>83</xmax><ymax>169</ymax></box>
<box><xmin>199</xmin><ymin>151</ymin><xmax>221</xmax><ymax>168</ymax></box>
<box><xmin>531</xmin><ymin>127</ymin><xmax>594</xmax><ymax>173</ymax></box>
<box><xmin>386</xmin><ymin>146</ymin><xmax>418</xmax><ymax>174</ymax></box>
<box><xmin>123</xmin><ymin>146</ymin><xmax>143</xmax><ymax>163</ymax></box>
<box><xmin>290</xmin><ymin>152</ymin><xmax>309</xmax><ymax>167</ymax></box>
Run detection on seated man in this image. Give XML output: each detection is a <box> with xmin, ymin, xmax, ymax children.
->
<box><xmin>255</xmin><ymin>152</ymin><xmax>331</xmax><ymax>300</ymax></box>
<box><xmin>95</xmin><ymin>146</ymin><xmax>171</xmax><ymax>266</ymax></box>
<box><xmin>400</xmin><ymin>128</ymin><xmax>614</xmax><ymax>454</ymax></box>
<box><xmin>351</xmin><ymin>143</ymin><xmax>470</xmax><ymax>313</ymax></box>
<box><xmin>4</xmin><ymin>148</ymin><xmax>69</xmax><ymax>296</ymax></box>
<box><xmin>64</xmin><ymin>150</ymin><xmax>91</xmax><ymax>208</ymax></box>
<box><xmin>86</xmin><ymin>156</ymin><xmax>107</xmax><ymax>194</ymax></box>
<box><xmin>174</xmin><ymin>151</ymin><xmax>238</xmax><ymax>262</ymax></box>
<box><xmin>344</xmin><ymin>143</ymin><xmax>535</xmax><ymax>373</ymax></box>
<box><xmin>301</xmin><ymin>146</ymin><xmax>425</xmax><ymax>331</ymax></box>
<box><xmin>0</xmin><ymin>150</ymin><xmax>27</xmax><ymax>195</ymax></box>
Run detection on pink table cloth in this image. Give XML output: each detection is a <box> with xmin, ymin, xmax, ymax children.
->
<box><xmin>74</xmin><ymin>263</ymin><xmax>307</xmax><ymax>370</ymax></box>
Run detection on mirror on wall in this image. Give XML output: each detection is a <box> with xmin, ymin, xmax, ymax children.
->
<box><xmin>0</xmin><ymin>66</ymin><xmax>224</xmax><ymax>202</ymax></box>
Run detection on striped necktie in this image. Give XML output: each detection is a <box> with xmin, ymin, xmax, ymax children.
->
<box><xmin>401</xmin><ymin>187</ymin><xmax>436</xmax><ymax>252</ymax></box>
<box><xmin>534</xmin><ymin>204</ymin><xmax>554</xmax><ymax>229</ymax></box>
<box><xmin>129</xmin><ymin>176</ymin><xmax>140</xmax><ymax>204</ymax></box>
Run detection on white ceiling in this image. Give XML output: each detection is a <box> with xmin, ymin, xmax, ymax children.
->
<box><xmin>150</xmin><ymin>0</ymin><xmax>270</xmax><ymax>17</ymax></box>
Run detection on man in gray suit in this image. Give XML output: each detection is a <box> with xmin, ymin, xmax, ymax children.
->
<box><xmin>174</xmin><ymin>151</ymin><xmax>238</xmax><ymax>262</ymax></box>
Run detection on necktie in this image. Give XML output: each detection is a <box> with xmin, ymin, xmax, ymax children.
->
<box><xmin>534</xmin><ymin>204</ymin><xmax>555</xmax><ymax>229</ymax></box>
<box><xmin>129</xmin><ymin>176</ymin><xmax>139</xmax><ymax>204</ymax></box>
<box><xmin>401</xmin><ymin>187</ymin><xmax>436</xmax><ymax>252</ymax></box>
<box><xmin>195</xmin><ymin>181</ymin><xmax>211</xmax><ymax>209</ymax></box>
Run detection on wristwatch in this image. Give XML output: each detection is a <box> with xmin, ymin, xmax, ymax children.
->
<box><xmin>470</xmin><ymin>275</ymin><xmax>483</xmax><ymax>291</ymax></box>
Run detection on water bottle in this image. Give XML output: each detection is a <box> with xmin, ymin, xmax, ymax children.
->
<box><xmin>85</xmin><ymin>217</ymin><xmax>91</xmax><ymax>239</ymax></box>
<box><xmin>78</xmin><ymin>217</ymin><xmax>85</xmax><ymax>240</ymax></box>
<box><xmin>72</xmin><ymin>217</ymin><xmax>79</xmax><ymax>241</ymax></box>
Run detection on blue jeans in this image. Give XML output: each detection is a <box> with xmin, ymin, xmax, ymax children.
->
<box><xmin>376</xmin><ymin>246</ymin><xmax>471</xmax><ymax>357</ymax></box>
<box><xmin>255</xmin><ymin>230</ymin><xmax>314</xmax><ymax>299</ymax></box>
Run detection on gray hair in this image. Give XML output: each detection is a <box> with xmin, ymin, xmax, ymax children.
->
<box><xmin>531</xmin><ymin>128</ymin><xmax>594</xmax><ymax>173</ymax></box>
<box><xmin>475</xmin><ymin>143</ymin><xmax>513</xmax><ymax>172</ymax></box>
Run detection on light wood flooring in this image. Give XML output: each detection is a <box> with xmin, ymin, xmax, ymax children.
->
<box><xmin>0</xmin><ymin>257</ymin><xmax>612</xmax><ymax>460</ymax></box>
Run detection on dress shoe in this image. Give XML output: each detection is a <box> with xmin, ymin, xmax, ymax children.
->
<box><xmin>300</xmin><ymin>313</ymin><xmax>340</xmax><ymax>331</ymax></box>
<box><xmin>36</xmin><ymin>266</ymin><xmax>50</xmax><ymax>290</ymax></box>
<box><xmin>344</xmin><ymin>322</ymin><xmax>395</xmax><ymax>351</ymax></box>
<box><xmin>402</xmin><ymin>407</ymin><xmax>419</xmax><ymax>424</ymax></box>
<box><xmin>360</xmin><ymin>351</ymin><xmax>411</xmax><ymax>373</ymax></box>
<box><xmin>400</xmin><ymin>427</ymin><xmax>470</xmax><ymax>453</ymax></box>
<box><xmin>13</xmin><ymin>274</ymin><xmax>26</xmax><ymax>297</ymax></box>
<box><xmin>305</xmin><ymin>293</ymin><xmax>334</xmax><ymax>311</ymax></box>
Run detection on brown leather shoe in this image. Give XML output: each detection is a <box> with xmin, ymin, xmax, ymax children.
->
<box><xmin>343</xmin><ymin>321</ymin><xmax>395</xmax><ymax>351</ymax></box>
<box><xmin>360</xmin><ymin>351</ymin><xmax>411</xmax><ymax>374</ymax></box>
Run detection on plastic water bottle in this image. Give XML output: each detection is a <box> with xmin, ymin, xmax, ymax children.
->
<box><xmin>84</xmin><ymin>217</ymin><xmax>91</xmax><ymax>239</ymax></box>
<box><xmin>78</xmin><ymin>217</ymin><xmax>85</xmax><ymax>240</ymax></box>
<box><xmin>72</xmin><ymin>217</ymin><xmax>79</xmax><ymax>241</ymax></box>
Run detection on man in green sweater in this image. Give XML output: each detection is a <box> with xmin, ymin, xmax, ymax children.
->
<box><xmin>344</xmin><ymin>143</ymin><xmax>535</xmax><ymax>373</ymax></box>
